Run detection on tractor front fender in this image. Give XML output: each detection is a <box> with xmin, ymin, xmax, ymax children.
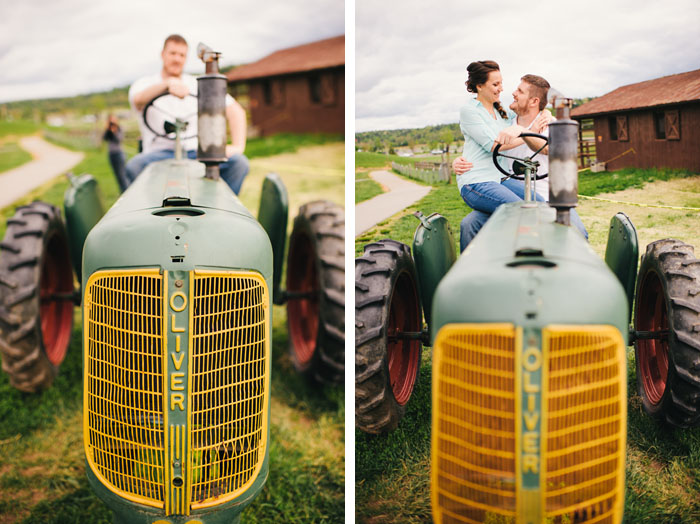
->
<box><xmin>258</xmin><ymin>173</ymin><xmax>288</xmax><ymax>305</ymax></box>
<box><xmin>412</xmin><ymin>212</ymin><xmax>456</xmax><ymax>338</ymax></box>
<box><xmin>63</xmin><ymin>174</ymin><xmax>105</xmax><ymax>284</ymax></box>
<box><xmin>604</xmin><ymin>212</ymin><xmax>639</xmax><ymax>319</ymax></box>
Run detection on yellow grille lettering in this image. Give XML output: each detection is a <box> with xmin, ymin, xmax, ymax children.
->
<box><xmin>171</xmin><ymin>372</ymin><xmax>185</xmax><ymax>391</ymax></box>
<box><xmin>524</xmin><ymin>372</ymin><xmax>540</xmax><ymax>393</ymax></box>
<box><xmin>84</xmin><ymin>269</ymin><xmax>270</xmax><ymax>514</ymax></box>
<box><xmin>431</xmin><ymin>324</ymin><xmax>626</xmax><ymax>524</ymax></box>
<box><xmin>170</xmin><ymin>291</ymin><xmax>187</xmax><ymax>312</ymax></box>
<box><xmin>522</xmin><ymin>453</ymin><xmax>539</xmax><ymax>474</ymax></box>
<box><xmin>171</xmin><ymin>313</ymin><xmax>185</xmax><ymax>332</ymax></box>
<box><xmin>171</xmin><ymin>352</ymin><xmax>185</xmax><ymax>370</ymax></box>
<box><xmin>523</xmin><ymin>346</ymin><xmax>541</xmax><ymax>371</ymax></box>
<box><xmin>523</xmin><ymin>411</ymin><xmax>539</xmax><ymax>431</ymax></box>
<box><xmin>171</xmin><ymin>393</ymin><xmax>185</xmax><ymax>411</ymax></box>
<box><xmin>523</xmin><ymin>432</ymin><xmax>539</xmax><ymax>454</ymax></box>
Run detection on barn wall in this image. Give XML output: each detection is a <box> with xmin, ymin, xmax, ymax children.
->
<box><xmin>242</xmin><ymin>67</ymin><xmax>344</xmax><ymax>136</ymax></box>
<box><xmin>591</xmin><ymin>103</ymin><xmax>700</xmax><ymax>172</ymax></box>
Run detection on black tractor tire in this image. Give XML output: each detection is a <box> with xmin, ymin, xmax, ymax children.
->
<box><xmin>634</xmin><ymin>239</ymin><xmax>700</xmax><ymax>427</ymax></box>
<box><xmin>286</xmin><ymin>201</ymin><xmax>345</xmax><ymax>384</ymax></box>
<box><xmin>355</xmin><ymin>239</ymin><xmax>423</xmax><ymax>434</ymax></box>
<box><xmin>0</xmin><ymin>201</ymin><xmax>75</xmax><ymax>392</ymax></box>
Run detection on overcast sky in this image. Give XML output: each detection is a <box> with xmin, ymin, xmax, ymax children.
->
<box><xmin>0</xmin><ymin>0</ymin><xmax>344</xmax><ymax>103</ymax></box>
<box><xmin>356</xmin><ymin>0</ymin><xmax>700</xmax><ymax>132</ymax></box>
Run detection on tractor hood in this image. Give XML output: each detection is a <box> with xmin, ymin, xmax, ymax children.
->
<box><xmin>82</xmin><ymin>159</ymin><xmax>272</xmax><ymax>280</ymax></box>
<box><xmin>431</xmin><ymin>202</ymin><xmax>629</xmax><ymax>343</ymax></box>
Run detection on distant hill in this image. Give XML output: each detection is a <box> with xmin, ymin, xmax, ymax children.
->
<box><xmin>1</xmin><ymin>86</ymin><xmax>130</xmax><ymax>122</ymax></box>
<box><xmin>356</xmin><ymin>97</ymin><xmax>598</xmax><ymax>151</ymax></box>
<box><xmin>356</xmin><ymin>123</ymin><xmax>462</xmax><ymax>152</ymax></box>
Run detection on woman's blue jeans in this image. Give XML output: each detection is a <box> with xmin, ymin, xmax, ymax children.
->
<box><xmin>459</xmin><ymin>179</ymin><xmax>588</xmax><ymax>251</ymax></box>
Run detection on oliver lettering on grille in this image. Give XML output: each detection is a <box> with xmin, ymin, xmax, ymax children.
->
<box><xmin>170</xmin><ymin>290</ymin><xmax>187</xmax><ymax>411</ymax></box>
<box><xmin>522</xmin><ymin>345</ymin><xmax>541</xmax><ymax>478</ymax></box>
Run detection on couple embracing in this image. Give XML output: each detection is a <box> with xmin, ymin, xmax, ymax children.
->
<box><xmin>454</xmin><ymin>60</ymin><xmax>587</xmax><ymax>251</ymax></box>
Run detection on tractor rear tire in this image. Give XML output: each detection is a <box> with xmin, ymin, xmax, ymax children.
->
<box><xmin>355</xmin><ymin>239</ymin><xmax>423</xmax><ymax>434</ymax></box>
<box><xmin>286</xmin><ymin>201</ymin><xmax>345</xmax><ymax>384</ymax></box>
<box><xmin>634</xmin><ymin>239</ymin><xmax>700</xmax><ymax>427</ymax></box>
<box><xmin>0</xmin><ymin>202</ymin><xmax>74</xmax><ymax>392</ymax></box>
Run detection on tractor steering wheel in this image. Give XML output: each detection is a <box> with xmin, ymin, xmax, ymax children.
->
<box><xmin>142</xmin><ymin>91</ymin><xmax>198</xmax><ymax>140</ymax></box>
<box><xmin>492</xmin><ymin>132</ymin><xmax>549</xmax><ymax>181</ymax></box>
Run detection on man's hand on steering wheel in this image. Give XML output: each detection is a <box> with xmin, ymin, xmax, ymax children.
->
<box><xmin>142</xmin><ymin>91</ymin><xmax>198</xmax><ymax>140</ymax></box>
<box><xmin>495</xmin><ymin>124</ymin><xmax>525</xmax><ymax>147</ymax></box>
<box><xmin>165</xmin><ymin>77</ymin><xmax>190</xmax><ymax>99</ymax></box>
<box><xmin>492</xmin><ymin>132</ymin><xmax>549</xmax><ymax>180</ymax></box>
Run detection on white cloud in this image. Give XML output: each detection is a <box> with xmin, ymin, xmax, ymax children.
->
<box><xmin>355</xmin><ymin>0</ymin><xmax>700</xmax><ymax>132</ymax></box>
<box><xmin>0</xmin><ymin>0</ymin><xmax>344</xmax><ymax>102</ymax></box>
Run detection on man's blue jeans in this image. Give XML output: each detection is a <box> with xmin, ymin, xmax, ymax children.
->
<box><xmin>459</xmin><ymin>178</ymin><xmax>588</xmax><ymax>252</ymax></box>
<box><xmin>125</xmin><ymin>150</ymin><xmax>249</xmax><ymax>195</ymax></box>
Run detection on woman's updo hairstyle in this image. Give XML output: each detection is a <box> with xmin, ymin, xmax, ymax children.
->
<box><xmin>465</xmin><ymin>60</ymin><xmax>507</xmax><ymax>119</ymax></box>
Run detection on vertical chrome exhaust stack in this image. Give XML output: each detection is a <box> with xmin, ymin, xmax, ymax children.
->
<box><xmin>548</xmin><ymin>98</ymin><xmax>579</xmax><ymax>226</ymax></box>
<box><xmin>196</xmin><ymin>43</ymin><xmax>228</xmax><ymax>181</ymax></box>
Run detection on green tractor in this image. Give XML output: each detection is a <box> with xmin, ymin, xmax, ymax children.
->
<box><xmin>355</xmin><ymin>100</ymin><xmax>699</xmax><ymax>523</ymax></box>
<box><xmin>0</xmin><ymin>44</ymin><xmax>344</xmax><ymax>524</ymax></box>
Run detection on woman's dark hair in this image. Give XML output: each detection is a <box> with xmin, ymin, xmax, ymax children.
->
<box><xmin>465</xmin><ymin>60</ymin><xmax>507</xmax><ymax>119</ymax></box>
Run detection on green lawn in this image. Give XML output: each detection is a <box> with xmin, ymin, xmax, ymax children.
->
<box><xmin>355</xmin><ymin>168</ymin><xmax>700</xmax><ymax>523</ymax></box>
<box><xmin>0</xmin><ymin>141</ymin><xmax>33</xmax><ymax>173</ymax></box>
<box><xmin>0</xmin><ymin>133</ymin><xmax>344</xmax><ymax>523</ymax></box>
<box><xmin>355</xmin><ymin>170</ymin><xmax>385</xmax><ymax>203</ymax></box>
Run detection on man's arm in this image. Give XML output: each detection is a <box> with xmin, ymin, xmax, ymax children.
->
<box><xmin>452</xmin><ymin>156</ymin><xmax>473</xmax><ymax>175</ymax></box>
<box><xmin>225</xmin><ymin>99</ymin><xmax>247</xmax><ymax>157</ymax></box>
<box><xmin>131</xmin><ymin>77</ymin><xmax>190</xmax><ymax>111</ymax></box>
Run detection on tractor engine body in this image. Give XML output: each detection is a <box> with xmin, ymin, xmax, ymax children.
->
<box><xmin>81</xmin><ymin>159</ymin><xmax>271</xmax><ymax>524</ymax></box>
<box><xmin>430</xmin><ymin>202</ymin><xmax>628</xmax><ymax>524</ymax></box>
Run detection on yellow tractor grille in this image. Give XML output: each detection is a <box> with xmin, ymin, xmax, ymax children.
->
<box><xmin>432</xmin><ymin>324</ymin><xmax>517</xmax><ymax>523</ymax></box>
<box><xmin>189</xmin><ymin>271</ymin><xmax>268</xmax><ymax>508</ymax></box>
<box><xmin>84</xmin><ymin>270</ymin><xmax>166</xmax><ymax>507</ymax></box>
<box><xmin>432</xmin><ymin>324</ymin><xmax>625</xmax><ymax>524</ymax></box>
<box><xmin>543</xmin><ymin>326</ymin><xmax>625</xmax><ymax>524</ymax></box>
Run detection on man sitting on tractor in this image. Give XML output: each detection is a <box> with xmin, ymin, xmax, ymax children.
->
<box><xmin>125</xmin><ymin>34</ymin><xmax>249</xmax><ymax>194</ymax></box>
<box><xmin>453</xmin><ymin>74</ymin><xmax>588</xmax><ymax>251</ymax></box>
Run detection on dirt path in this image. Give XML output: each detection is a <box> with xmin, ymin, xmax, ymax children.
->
<box><xmin>0</xmin><ymin>135</ymin><xmax>84</xmax><ymax>210</ymax></box>
<box><xmin>355</xmin><ymin>170</ymin><xmax>431</xmax><ymax>236</ymax></box>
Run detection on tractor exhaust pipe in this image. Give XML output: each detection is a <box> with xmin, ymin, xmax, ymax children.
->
<box><xmin>548</xmin><ymin>98</ymin><xmax>579</xmax><ymax>226</ymax></box>
<box><xmin>196</xmin><ymin>43</ymin><xmax>228</xmax><ymax>181</ymax></box>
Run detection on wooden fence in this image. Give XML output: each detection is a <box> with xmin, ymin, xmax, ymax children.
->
<box><xmin>578</xmin><ymin>137</ymin><xmax>597</xmax><ymax>168</ymax></box>
<box><xmin>392</xmin><ymin>161</ymin><xmax>451</xmax><ymax>184</ymax></box>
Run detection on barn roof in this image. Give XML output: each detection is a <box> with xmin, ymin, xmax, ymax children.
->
<box><xmin>571</xmin><ymin>68</ymin><xmax>700</xmax><ymax>118</ymax></box>
<box><xmin>226</xmin><ymin>35</ymin><xmax>344</xmax><ymax>83</ymax></box>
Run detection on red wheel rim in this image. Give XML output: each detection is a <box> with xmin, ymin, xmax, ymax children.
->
<box><xmin>387</xmin><ymin>271</ymin><xmax>421</xmax><ymax>405</ymax></box>
<box><xmin>637</xmin><ymin>270</ymin><xmax>669</xmax><ymax>405</ymax></box>
<box><xmin>39</xmin><ymin>232</ymin><xmax>73</xmax><ymax>366</ymax></box>
<box><xmin>287</xmin><ymin>232</ymin><xmax>319</xmax><ymax>366</ymax></box>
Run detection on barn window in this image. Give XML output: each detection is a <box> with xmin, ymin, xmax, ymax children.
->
<box><xmin>320</xmin><ymin>73</ymin><xmax>336</xmax><ymax>106</ymax></box>
<box><xmin>654</xmin><ymin>111</ymin><xmax>666</xmax><ymax>139</ymax></box>
<box><xmin>665</xmin><ymin>110</ymin><xmax>680</xmax><ymax>140</ymax></box>
<box><xmin>608</xmin><ymin>117</ymin><xmax>618</xmax><ymax>140</ymax></box>
<box><xmin>309</xmin><ymin>75</ymin><xmax>322</xmax><ymax>104</ymax></box>
<box><xmin>263</xmin><ymin>81</ymin><xmax>272</xmax><ymax>106</ymax></box>
<box><xmin>616</xmin><ymin>115</ymin><xmax>628</xmax><ymax>141</ymax></box>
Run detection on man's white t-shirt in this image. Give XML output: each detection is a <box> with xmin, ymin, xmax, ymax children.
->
<box><xmin>507</xmin><ymin>112</ymin><xmax>553</xmax><ymax>201</ymax></box>
<box><xmin>128</xmin><ymin>73</ymin><xmax>235</xmax><ymax>154</ymax></box>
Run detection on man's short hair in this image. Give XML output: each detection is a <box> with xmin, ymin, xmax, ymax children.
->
<box><xmin>163</xmin><ymin>34</ymin><xmax>187</xmax><ymax>49</ymax></box>
<box><xmin>521</xmin><ymin>74</ymin><xmax>550</xmax><ymax>111</ymax></box>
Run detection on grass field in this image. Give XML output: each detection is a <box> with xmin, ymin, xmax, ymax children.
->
<box><xmin>355</xmin><ymin>167</ymin><xmax>700</xmax><ymax>523</ymax></box>
<box><xmin>0</xmin><ymin>141</ymin><xmax>33</xmax><ymax>173</ymax></box>
<box><xmin>0</xmin><ymin>124</ymin><xmax>345</xmax><ymax>523</ymax></box>
<box><xmin>355</xmin><ymin>171</ymin><xmax>385</xmax><ymax>203</ymax></box>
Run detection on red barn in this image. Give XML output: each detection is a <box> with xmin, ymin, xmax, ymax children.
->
<box><xmin>226</xmin><ymin>35</ymin><xmax>344</xmax><ymax>136</ymax></box>
<box><xmin>571</xmin><ymin>69</ymin><xmax>700</xmax><ymax>172</ymax></box>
